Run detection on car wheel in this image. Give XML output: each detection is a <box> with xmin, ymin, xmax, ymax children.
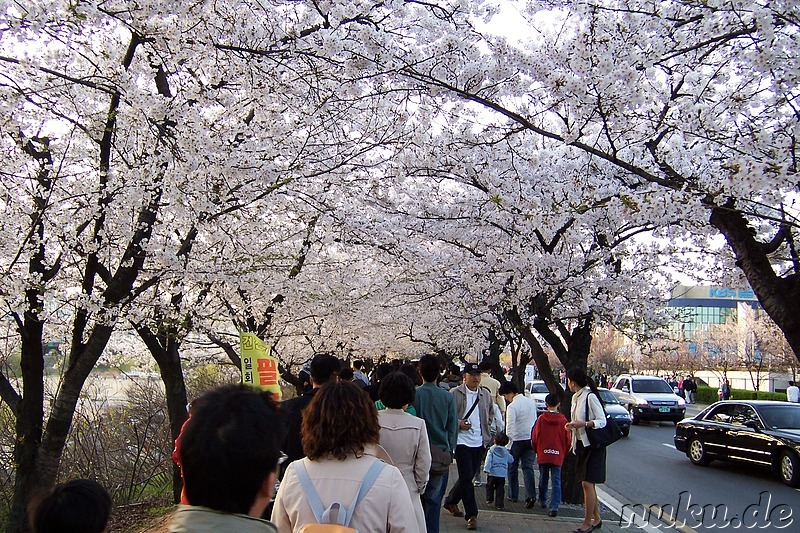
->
<box><xmin>630</xmin><ymin>408</ymin><xmax>640</xmax><ymax>426</ymax></box>
<box><xmin>688</xmin><ymin>438</ymin><xmax>711</xmax><ymax>466</ymax></box>
<box><xmin>779</xmin><ymin>451</ymin><xmax>800</xmax><ymax>488</ymax></box>
<box><xmin>621</xmin><ymin>427</ymin><xmax>630</xmax><ymax>437</ymax></box>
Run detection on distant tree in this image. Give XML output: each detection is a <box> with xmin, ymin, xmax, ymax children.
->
<box><xmin>590</xmin><ymin>327</ymin><xmax>628</xmax><ymax>378</ymax></box>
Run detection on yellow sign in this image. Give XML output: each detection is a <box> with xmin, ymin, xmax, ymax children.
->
<box><xmin>240</xmin><ymin>333</ymin><xmax>281</xmax><ymax>400</ymax></box>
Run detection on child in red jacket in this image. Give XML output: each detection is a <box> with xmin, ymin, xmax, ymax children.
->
<box><xmin>531</xmin><ymin>393</ymin><xmax>571</xmax><ymax>516</ymax></box>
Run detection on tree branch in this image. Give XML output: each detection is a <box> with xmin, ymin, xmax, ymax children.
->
<box><xmin>0</xmin><ymin>371</ymin><xmax>22</xmax><ymax>417</ymax></box>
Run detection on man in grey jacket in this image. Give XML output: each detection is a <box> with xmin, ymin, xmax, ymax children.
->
<box><xmin>442</xmin><ymin>363</ymin><xmax>494</xmax><ymax>530</ymax></box>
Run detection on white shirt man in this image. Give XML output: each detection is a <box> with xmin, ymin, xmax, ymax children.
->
<box><xmin>787</xmin><ymin>381</ymin><xmax>799</xmax><ymax>403</ymax></box>
<box><xmin>504</xmin><ymin>392</ymin><xmax>538</xmax><ymax>443</ymax></box>
<box><xmin>443</xmin><ymin>363</ymin><xmax>493</xmax><ymax>530</ymax></box>
<box><xmin>499</xmin><ymin>381</ymin><xmax>538</xmax><ymax>506</ymax></box>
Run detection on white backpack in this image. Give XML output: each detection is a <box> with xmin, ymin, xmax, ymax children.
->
<box><xmin>295</xmin><ymin>459</ymin><xmax>386</xmax><ymax>533</ymax></box>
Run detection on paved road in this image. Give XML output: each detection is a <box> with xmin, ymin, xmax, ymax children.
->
<box><xmin>604</xmin><ymin>404</ymin><xmax>800</xmax><ymax>532</ymax></box>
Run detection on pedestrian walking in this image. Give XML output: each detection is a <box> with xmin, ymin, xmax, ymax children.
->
<box><xmin>442</xmin><ymin>363</ymin><xmax>493</xmax><ymax>530</ymax></box>
<box><xmin>378</xmin><ymin>372</ymin><xmax>431</xmax><ymax>533</ymax></box>
<box><xmin>786</xmin><ymin>381</ymin><xmax>799</xmax><ymax>403</ymax></box>
<box><xmin>413</xmin><ymin>355</ymin><xmax>458</xmax><ymax>533</ymax></box>
<box><xmin>566</xmin><ymin>368</ymin><xmax>607</xmax><ymax>533</ymax></box>
<box><xmin>498</xmin><ymin>381</ymin><xmax>538</xmax><ymax>508</ymax></box>
<box><xmin>483</xmin><ymin>432</ymin><xmax>514</xmax><ymax>510</ymax></box>
<box><xmin>473</xmin><ymin>361</ymin><xmax>506</xmax><ymax>487</ymax></box>
<box><xmin>273</xmin><ymin>381</ymin><xmax>416</xmax><ymax>532</ymax></box>
<box><xmin>531</xmin><ymin>393</ymin><xmax>570</xmax><ymax>517</ymax></box>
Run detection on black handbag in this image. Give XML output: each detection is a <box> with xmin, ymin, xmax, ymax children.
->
<box><xmin>584</xmin><ymin>392</ymin><xmax>623</xmax><ymax>449</ymax></box>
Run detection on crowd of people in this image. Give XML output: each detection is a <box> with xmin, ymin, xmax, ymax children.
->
<box><xmin>27</xmin><ymin>357</ymin><xmax>615</xmax><ymax>533</ymax></box>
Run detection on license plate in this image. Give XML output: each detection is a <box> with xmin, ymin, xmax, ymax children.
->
<box><xmin>659</xmin><ymin>407</ymin><xmax>670</xmax><ymax>413</ymax></box>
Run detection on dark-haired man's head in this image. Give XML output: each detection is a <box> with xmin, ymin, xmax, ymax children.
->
<box><xmin>309</xmin><ymin>353</ymin><xmax>341</xmax><ymax>387</ymax></box>
<box><xmin>418</xmin><ymin>354</ymin><xmax>441</xmax><ymax>383</ymax></box>
<box><xmin>498</xmin><ymin>381</ymin><xmax>519</xmax><ymax>396</ymax></box>
<box><xmin>379</xmin><ymin>371</ymin><xmax>416</xmax><ymax>409</ymax></box>
<box><xmin>179</xmin><ymin>384</ymin><xmax>286</xmax><ymax>517</ymax></box>
<box><xmin>29</xmin><ymin>478</ymin><xmax>111</xmax><ymax>533</ymax></box>
<box><xmin>478</xmin><ymin>361</ymin><xmax>492</xmax><ymax>373</ymax></box>
<box><xmin>353</xmin><ymin>360</ymin><xmax>364</xmax><ymax>370</ymax></box>
<box><xmin>399</xmin><ymin>363</ymin><xmax>422</xmax><ymax>387</ymax></box>
<box><xmin>338</xmin><ymin>366</ymin><xmax>355</xmax><ymax>382</ymax></box>
<box><xmin>374</xmin><ymin>362</ymin><xmax>394</xmax><ymax>382</ymax></box>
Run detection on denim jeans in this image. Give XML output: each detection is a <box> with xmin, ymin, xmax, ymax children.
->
<box><xmin>421</xmin><ymin>470</ymin><xmax>448</xmax><ymax>533</ymax></box>
<box><xmin>444</xmin><ymin>444</ymin><xmax>485</xmax><ymax>520</ymax></box>
<box><xmin>538</xmin><ymin>464</ymin><xmax>562</xmax><ymax>511</ymax></box>
<box><xmin>508</xmin><ymin>440</ymin><xmax>536</xmax><ymax>500</ymax></box>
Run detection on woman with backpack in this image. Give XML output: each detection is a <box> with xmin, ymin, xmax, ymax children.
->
<box><xmin>272</xmin><ymin>380</ymin><xmax>417</xmax><ymax>532</ymax></box>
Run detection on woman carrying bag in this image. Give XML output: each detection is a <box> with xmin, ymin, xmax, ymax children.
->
<box><xmin>565</xmin><ymin>368</ymin><xmax>606</xmax><ymax>533</ymax></box>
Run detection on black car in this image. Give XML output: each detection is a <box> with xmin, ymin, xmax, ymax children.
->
<box><xmin>674</xmin><ymin>400</ymin><xmax>800</xmax><ymax>487</ymax></box>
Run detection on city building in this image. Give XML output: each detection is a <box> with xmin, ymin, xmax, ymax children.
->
<box><xmin>667</xmin><ymin>284</ymin><xmax>760</xmax><ymax>341</ymax></box>
<box><xmin>666</xmin><ymin>285</ymin><xmax>793</xmax><ymax>393</ymax></box>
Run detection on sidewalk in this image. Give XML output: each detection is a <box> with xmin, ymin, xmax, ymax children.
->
<box><xmin>438</xmin><ymin>406</ymin><xmax>711</xmax><ymax>532</ymax></box>
<box><xmin>439</xmin><ymin>468</ymin><xmax>628</xmax><ymax>533</ymax></box>
<box><xmin>440</xmin><ymin>507</ymin><xmax>628</xmax><ymax>532</ymax></box>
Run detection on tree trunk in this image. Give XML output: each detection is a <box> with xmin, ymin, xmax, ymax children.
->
<box><xmin>38</xmin><ymin>325</ymin><xmax>115</xmax><ymax>488</ymax></box>
<box><xmin>135</xmin><ymin>325</ymin><xmax>188</xmax><ymax>504</ymax></box>
<box><xmin>504</xmin><ymin>308</ymin><xmax>561</xmax><ymax>396</ymax></box>
<box><xmin>529</xmin><ymin>312</ymin><xmax>593</xmax><ymax>504</ymax></box>
<box><xmin>710</xmin><ymin>203</ymin><xmax>800</xmax><ymax>362</ymax></box>
<box><xmin>484</xmin><ymin>328</ymin><xmax>506</xmax><ymax>381</ymax></box>
<box><xmin>7</xmin><ymin>313</ymin><xmax>45</xmax><ymax>533</ymax></box>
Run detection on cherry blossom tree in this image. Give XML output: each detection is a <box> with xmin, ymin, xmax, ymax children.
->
<box><xmin>381</xmin><ymin>0</ymin><xmax>800</xmax><ymax>360</ymax></box>
<box><xmin>0</xmin><ymin>1</ymin><xmax>412</xmax><ymax>528</ymax></box>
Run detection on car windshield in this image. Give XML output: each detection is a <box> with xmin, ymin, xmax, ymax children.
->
<box><xmin>756</xmin><ymin>405</ymin><xmax>800</xmax><ymax>429</ymax></box>
<box><xmin>528</xmin><ymin>383</ymin><xmax>549</xmax><ymax>394</ymax></box>
<box><xmin>599</xmin><ymin>390</ymin><xmax>619</xmax><ymax>404</ymax></box>
<box><xmin>632</xmin><ymin>379</ymin><xmax>674</xmax><ymax>394</ymax></box>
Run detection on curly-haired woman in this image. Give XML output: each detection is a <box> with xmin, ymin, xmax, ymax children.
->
<box><xmin>272</xmin><ymin>380</ymin><xmax>418</xmax><ymax>532</ymax></box>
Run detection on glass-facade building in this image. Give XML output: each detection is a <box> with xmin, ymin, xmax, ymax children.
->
<box><xmin>667</xmin><ymin>285</ymin><xmax>759</xmax><ymax>342</ymax></box>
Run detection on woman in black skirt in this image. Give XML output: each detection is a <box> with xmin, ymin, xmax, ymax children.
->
<box><xmin>565</xmin><ymin>368</ymin><xmax>606</xmax><ymax>533</ymax></box>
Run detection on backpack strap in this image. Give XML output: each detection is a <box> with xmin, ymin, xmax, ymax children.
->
<box><xmin>294</xmin><ymin>458</ymin><xmax>387</xmax><ymax>528</ymax></box>
<box><xmin>341</xmin><ymin>459</ymin><xmax>386</xmax><ymax>527</ymax></box>
<box><xmin>294</xmin><ymin>460</ymin><xmax>327</xmax><ymax>524</ymax></box>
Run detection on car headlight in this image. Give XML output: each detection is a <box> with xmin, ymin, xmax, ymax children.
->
<box><xmin>614</xmin><ymin>413</ymin><xmax>631</xmax><ymax>420</ymax></box>
<box><xmin>677</xmin><ymin>398</ymin><xmax>686</xmax><ymax>407</ymax></box>
<box><xmin>637</xmin><ymin>398</ymin><xmax>649</xmax><ymax>407</ymax></box>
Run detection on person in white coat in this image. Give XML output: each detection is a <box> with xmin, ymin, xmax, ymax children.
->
<box><xmin>378</xmin><ymin>372</ymin><xmax>431</xmax><ymax>533</ymax></box>
<box><xmin>272</xmin><ymin>381</ymin><xmax>418</xmax><ymax>532</ymax></box>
